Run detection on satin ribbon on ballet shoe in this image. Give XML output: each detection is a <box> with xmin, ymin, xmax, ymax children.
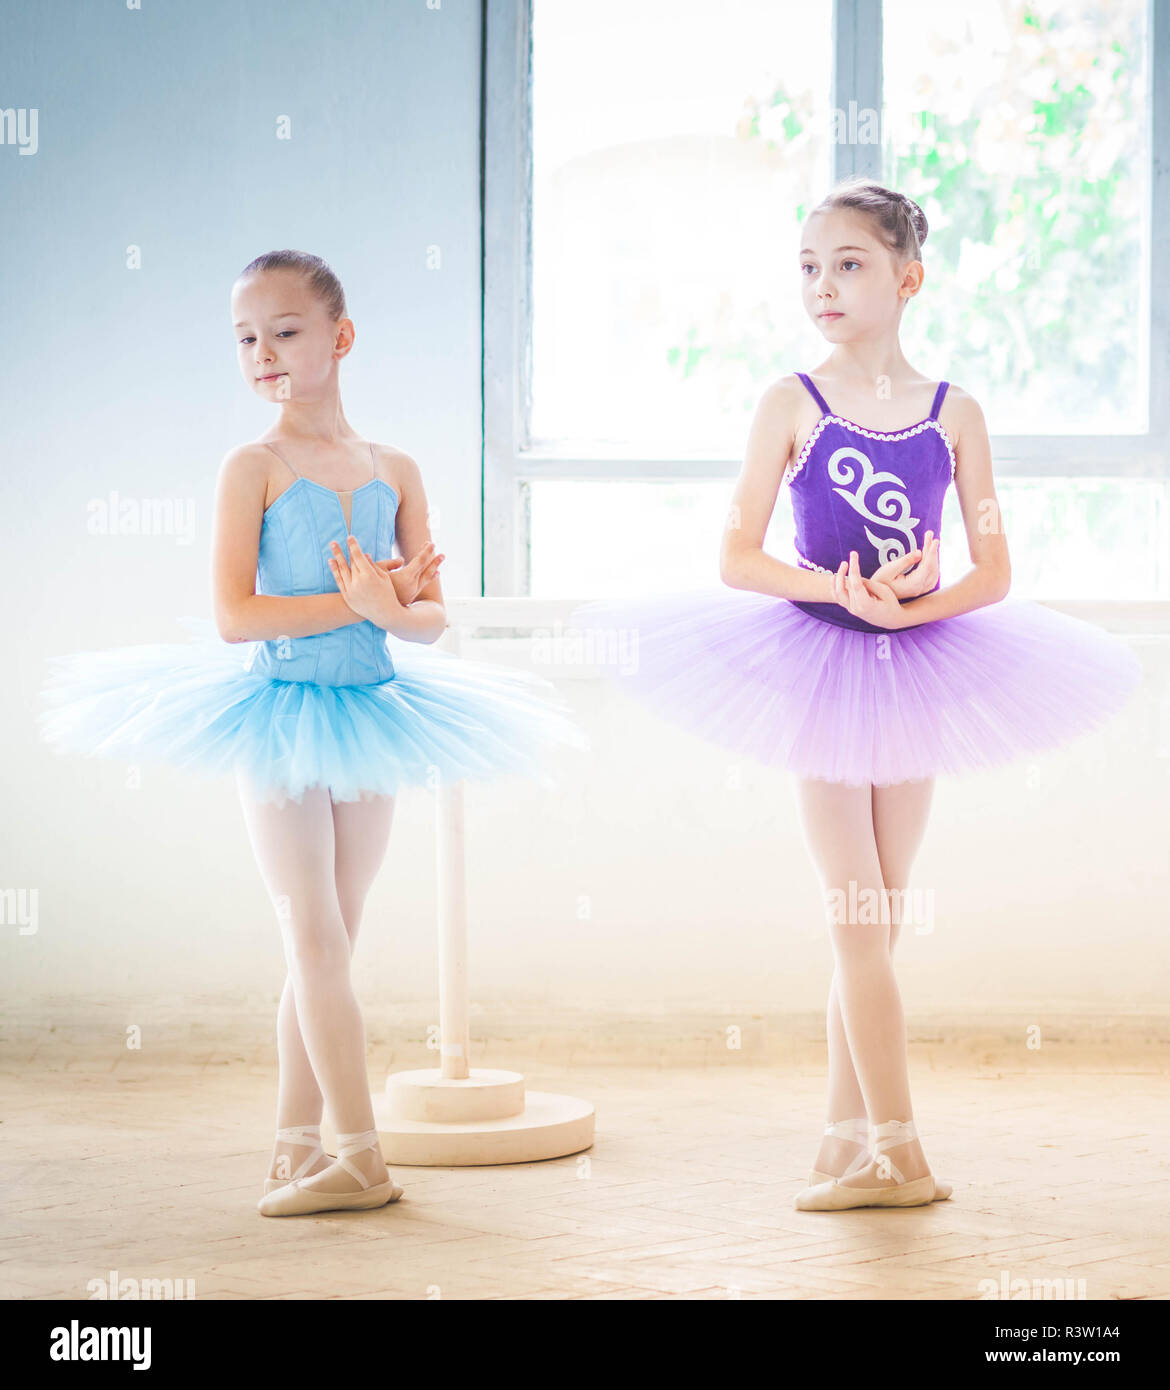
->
<box><xmin>262</xmin><ymin>1123</ymin><xmax>328</xmax><ymax>1196</ymax></box>
<box><xmin>258</xmin><ymin>1128</ymin><xmax>403</xmax><ymax>1217</ymax></box>
<box><xmin>795</xmin><ymin>1119</ymin><xmax>937</xmax><ymax>1211</ymax></box>
<box><xmin>807</xmin><ymin>1117</ymin><xmax>871</xmax><ymax>1187</ymax></box>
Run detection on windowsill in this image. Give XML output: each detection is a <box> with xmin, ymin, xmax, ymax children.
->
<box><xmin>436</xmin><ymin>598</ymin><xmax>1170</xmax><ymax>654</ymax></box>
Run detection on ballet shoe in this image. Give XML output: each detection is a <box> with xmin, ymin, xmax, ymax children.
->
<box><xmin>807</xmin><ymin>1115</ymin><xmax>952</xmax><ymax>1201</ymax></box>
<box><xmin>258</xmin><ymin>1128</ymin><xmax>403</xmax><ymax>1217</ymax></box>
<box><xmin>795</xmin><ymin>1119</ymin><xmax>937</xmax><ymax>1211</ymax></box>
<box><xmin>807</xmin><ymin>1169</ymin><xmax>953</xmax><ymax>1201</ymax></box>
<box><xmin>262</xmin><ymin>1123</ymin><xmax>331</xmax><ymax>1196</ymax></box>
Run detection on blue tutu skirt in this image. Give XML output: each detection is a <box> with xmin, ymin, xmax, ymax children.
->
<box><xmin>37</xmin><ymin>617</ymin><xmax>590</xmax><ymax>804</ymax></box>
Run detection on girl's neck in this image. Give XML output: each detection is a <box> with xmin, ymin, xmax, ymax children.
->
<box><xmin>269</xmin><ymin>401</ymin><xmax>355</xmax><ymax>444</ymax></box>
<box><xmin>813</xmin><ymin>345</ymin><xmax>921</xmax><ymax>391</ymax></box>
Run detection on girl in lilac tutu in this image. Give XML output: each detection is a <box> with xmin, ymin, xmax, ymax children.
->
<box><xmin>574</xmin><ymin>178</ymin><xmax>1141</xmax><ymax>1211</ymax></box>
<box><xmin>38</xmin><ymin>251</ymin><xmax>587</xmax><ymax>1217</ymax></box>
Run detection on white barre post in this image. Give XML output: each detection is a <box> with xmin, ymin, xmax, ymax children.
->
<box><xmin>331</xmin><ymin>601</ymin><xmax>594</xmax><ymax>1166</ymax></box>
<box><xmin>436</xmin><ymin>622</ymin><xmax>470</xmax><ymax>1081</ymax></box>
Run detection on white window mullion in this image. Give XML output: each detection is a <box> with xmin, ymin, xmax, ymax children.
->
<box><xmin>483</xmin><ymin>0</ymin><xmax>533</xmax><ymax>596</ymax></box>
<box><xmin>833</xmin><ymin>0</ymin><xmax>883</xmax><ymax>182</ymax></box>
<box><xmin>1147</xmin><ymin>0</ymin><xmax>1170</xmax><ymax>438</ymax></box>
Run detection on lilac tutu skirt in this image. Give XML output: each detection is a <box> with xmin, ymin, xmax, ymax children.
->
<box><xmin>570</xmin><ymin>590</ymin><xmax>1142</xmax><ymax>787</ymax></box>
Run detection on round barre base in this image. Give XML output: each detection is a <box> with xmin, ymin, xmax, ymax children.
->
<box><xmin>322</xmin><ymin>1070</ymin><xmax>595</xmax><ymax>1166</ymax></box>
<box><xmin>385</xmin><ymin>1067</ymin><xmax>527</xmax><ymax>1123</ymax></box>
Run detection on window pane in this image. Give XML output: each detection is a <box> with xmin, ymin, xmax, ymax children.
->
<box><xmin>882</xmin><ymin>0</ymin><xmax>1149</xmax><ymax>433</ymax></box>
<box><xmin>531</xmin><ymin>0</ymin><xmax>833</xmax><ymax>453</ymax></box>
<box><xmin>529</xmin><ymin>478</ymin><xmax>1169</xmax><ymax>601</ymax></box>
<box><xmin>975</xmin><ymin>478</ymin><xmax>1168</xmax><ymax>599</ymax></box>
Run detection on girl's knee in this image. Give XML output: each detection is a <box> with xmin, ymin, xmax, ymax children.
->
<box><xmin>828</xmin><ymin>921</ymin><xmax>894</xmax><ymax>960</ymax></box>
<box><xmin>821</xmin><ymin>879</ymin><xmax>893</xmax><ymax>929</ymax></box>
<box><xmin>285</xmin><ymin>931</ymin><xmax>350</xmax><ymax>977</ymax></box>
<box><xmin>276</xmin><ymin>902</ymin><xmax>350</xmax><ymax>974</ymax></box>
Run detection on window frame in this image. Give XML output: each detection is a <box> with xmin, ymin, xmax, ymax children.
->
<box><xmin>483</xmin><ymin>0</ymin><xmax>1170</xmax><ymax>596</ymax></box>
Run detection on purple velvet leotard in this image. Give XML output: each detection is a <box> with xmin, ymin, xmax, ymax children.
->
<box><xmin>785</xmin><ymin>373</ymin><xmax>954</xmax><ymax>635</ymax></box>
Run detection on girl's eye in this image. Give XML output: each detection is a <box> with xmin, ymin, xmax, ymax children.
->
<box><xmin>237</xmin><ymin>331</ymin><xmax>297</xmax><ymax>344</ymax></box>
<box><xmin>841</xmin><ymin>260</ymin><xmax>861</xmax><ymax>271</ymax></box>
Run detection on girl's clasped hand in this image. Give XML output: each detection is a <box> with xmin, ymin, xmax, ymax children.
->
<box><xmin>830</xmin><ymin>531</ymin><xmax>940</xmax><ymax>629</ymax></box>
<box><xmin>327</xmin><ymin>536</ymin><xmax>444</xmax><ymax>627</ymax></box>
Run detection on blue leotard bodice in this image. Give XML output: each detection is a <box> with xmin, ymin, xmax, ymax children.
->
<box><xmin>244</xmin><ymin>441</ymin><xmax>400</xmax><ymax>685</ymax></box>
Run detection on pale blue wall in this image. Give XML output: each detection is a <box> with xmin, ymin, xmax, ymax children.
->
<box><xmin>1</xmin><ymin>0</ymin><xmax>483</xmax><ymax>649</ymax></box>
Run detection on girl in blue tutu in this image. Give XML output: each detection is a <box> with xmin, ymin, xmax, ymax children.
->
<box><xmin>575</xmin><ymin>179</ymin><xmax>1141</xmax><ymax>1211</ymax></box>
<box><xmin>39</xmin><ymin>250</ymin><xmax>587</xmax><ymax>1216</ymax></box>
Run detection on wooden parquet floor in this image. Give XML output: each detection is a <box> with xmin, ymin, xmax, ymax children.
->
<box><xmin>2</xmin><ymin>1062</ymin><xmax>1167</xmax><ymax>1300</ymax></box>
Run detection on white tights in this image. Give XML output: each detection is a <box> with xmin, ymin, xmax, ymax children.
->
<box><xmin>236</xmin><ymin>774</ymin><xmax>394</xmax><ymax>1185</ymax></box>
<box><xmin>795</xmin><ymin>776</ymin><xmax>935</xmax><ymax>1183</ymax></box>
<box><xmin>235</xmin><ymin>770</ymin><xmax>933</xmax><ymax>1187</ymax></box>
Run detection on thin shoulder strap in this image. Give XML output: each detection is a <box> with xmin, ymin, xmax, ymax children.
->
<box><xmin>795</xmin><ymin>372</ymin><xmax>832</xmax><ymax>417</ymax></box>
<box><xmin>929</xmin><ymin>381</ymin><xmax>950</xmax><ymax>419</ymax></box>
<box><xmin>368</xmin><ymin>441</ymin><xmax>377</xmax><ymax>479</ymax></box>
<box><xmin>262</xmin><ymin>441</ymin><xmax>300</xmax><ymax>479</ymax></box>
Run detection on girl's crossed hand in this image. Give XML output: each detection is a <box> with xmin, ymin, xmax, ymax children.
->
<box><xmin>831</xmin><ymin>550</ymin><xmax>906</xmax><ymax>629</ymax></box>
<box><xmin>871</xmin><ymin>531</ymin><xmax>939</xmax><ymax>598</ymax></box>
<box><xmin>328</xmin><ymin>536</ymin><xmax>444</xmax><ymax>626</ymax></box>
<box><xmin>374</xmin><ymin>540</ymin><xmax>444</xmax><ymax>607</ymax></box>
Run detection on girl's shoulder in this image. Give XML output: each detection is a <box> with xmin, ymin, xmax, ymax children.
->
<box><xmin>935</xmin><ymin>382</ymin><xmax>985</xmax><ymax>450</ymax></box>
<box><xmin>370</xmin><ymin>441</ymin><xmax>423</xmax><ymax>500</ymax></box>
<box><xmin>763</xmin><ymin>372</ymin><xmax>812</xmax><ymax>405</ymax></box>
<box><xmin>753</xmin><ymin>373</ymin><xmax>818</xmax><ymax>429</ymax></box>
<box><xmin>217</xmin><ymin>440</ymin><xmax>277</xmax><ymax>489</ymax></box>
<box><xmin>939</xmin><ymin>381</ymin><xmax>978</xmax><ymax>410</ymax></box>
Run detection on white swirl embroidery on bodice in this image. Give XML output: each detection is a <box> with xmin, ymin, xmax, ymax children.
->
<box><xmin>827</xmin><ymin>446</ymin><xmax>921</xmax><ymax>564</ymax></box>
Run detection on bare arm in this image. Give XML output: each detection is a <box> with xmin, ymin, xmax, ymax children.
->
<box><xmin>720</xmin><ymin>378</ymin><xmax>836</xmax><ymax>601</ymax></box>
<box><xmin>377</xmin><ymin>449</ymin><xmax>446</xmax><ymax>644</ymax></box>
<box><xmin>893</xmin><ymin>389</ymin><xmax>1011</xmax><ymax>626</ymax></box>
<box><xmin>211</xmin><ymin>444</ymin><xmax>365</xmax><ymax>644</ymax></box>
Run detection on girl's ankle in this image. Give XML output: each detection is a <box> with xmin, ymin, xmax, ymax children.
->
<box><xmin>873</xmin><ymin>1140</ymin><xmax>929</xmax><ymax>1183</ymax></box>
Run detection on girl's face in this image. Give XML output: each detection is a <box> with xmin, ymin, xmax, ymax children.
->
<box><xmin>799</xmin><ymin>209</ymin><xmax>920</xmax><ymax>339</ymax></box>
<box><xmin>231</xmin><ymin>269</ymin><xmax>351</xmax><ymax>401</ymax></box>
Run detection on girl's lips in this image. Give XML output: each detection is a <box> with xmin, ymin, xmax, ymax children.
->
<box><xmin>258</xmin><ymin>373</ymin><xmax>286</xmax><ymax>381</ymax></box>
